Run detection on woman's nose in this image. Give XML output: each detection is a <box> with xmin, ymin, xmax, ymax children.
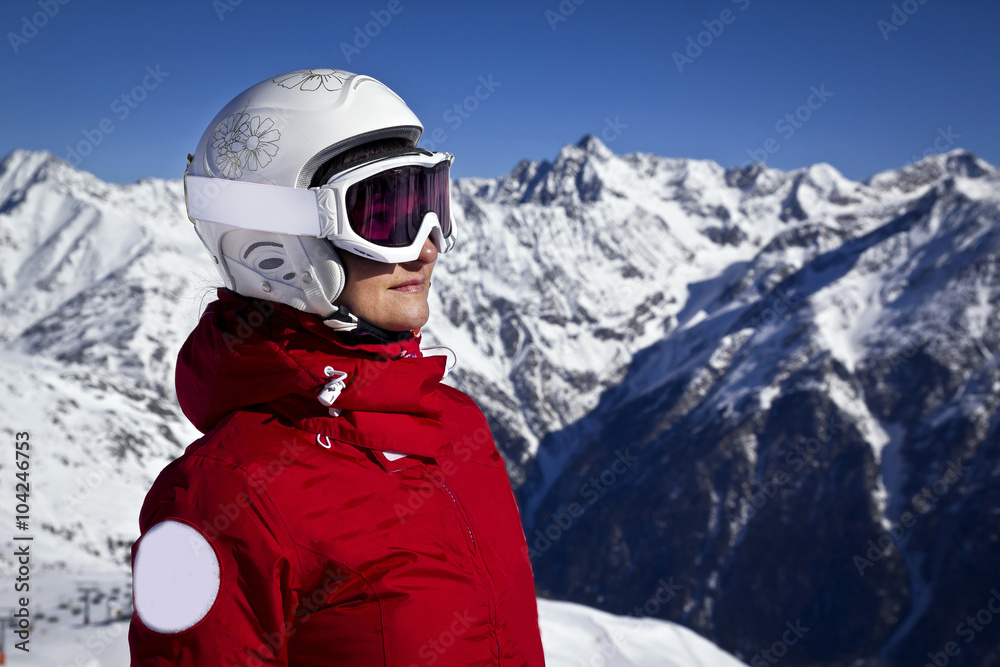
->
<box><xmin>414</xmin><ymin>237</ymin><xmax>438</xmax><ymax>264</ymax></box>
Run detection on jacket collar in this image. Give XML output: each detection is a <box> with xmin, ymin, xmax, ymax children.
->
<box><xmin>176</xmin><ymin>290</ymin><xmax>450</xmax><ymax>457</ymax></box>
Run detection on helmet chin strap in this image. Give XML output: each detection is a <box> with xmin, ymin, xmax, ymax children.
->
<box><xmin>322</xmin><ymin>305</ymin><xmax>360</xmax><ymax>332</ymax></box>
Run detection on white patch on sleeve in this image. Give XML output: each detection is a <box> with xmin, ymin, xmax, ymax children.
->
<box><xmin>133</xmin><ymin>519</ymin><xmax>221</xmax><ymax>633</ymax></box>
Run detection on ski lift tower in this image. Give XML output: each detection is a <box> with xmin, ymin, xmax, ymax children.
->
<box><xmin>76</xmin><ymin>582</ymin><xmax>101</xmax><ymax>626</ymax></box>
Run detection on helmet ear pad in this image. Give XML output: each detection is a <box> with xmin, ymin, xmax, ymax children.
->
<box><xmin>219</xmin><ymin>230</ymin><xmax>346</xmax><ymax>316</ymax></box>
<box><xmin>300</xmin><ymin>236</ymin><xmax>347</xmax><ymax>307</ymax></box>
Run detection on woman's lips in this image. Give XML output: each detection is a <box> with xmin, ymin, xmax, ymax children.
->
<box><xmin>390</xmin><ymin>281</ymin><xmax>425</xmax><ymax>293</ymax></box>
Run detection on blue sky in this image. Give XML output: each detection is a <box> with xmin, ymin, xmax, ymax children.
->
<box><xmin>2</xmin><ymin>0</ymin><xmax>998</xmax><ymax>184</ymax></box>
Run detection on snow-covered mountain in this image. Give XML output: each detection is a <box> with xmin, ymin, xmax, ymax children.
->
<box><xmin>1</xmin><ymin>139</ymin><xmax>998</xmax><ymax>666</ymax></box>
<box><xmin>504</xmin><ymin>143</ymin><xmax>1000</xmax><ymax>666</ymax></box>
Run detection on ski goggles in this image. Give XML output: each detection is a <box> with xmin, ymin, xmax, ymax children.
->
<box><xmin>184</xmin><ymin>150</ymin><xmax>455</xmax><ymax>264</ymax></box>
<box><xmin>322</xmin><ymin>150</ymin><xmax>454</xmax><ymax>262</ymax></box>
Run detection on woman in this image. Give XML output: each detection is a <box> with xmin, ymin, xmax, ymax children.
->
<box><xmin>128</xmin><ymin>68</ymin><xmax>545</xmax><ymax>666</ymax></box>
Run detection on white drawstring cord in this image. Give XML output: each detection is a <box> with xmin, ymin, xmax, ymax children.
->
<box><xmin>316</xmin><ymin>434</ymin><xmax>333</xmax><ymax>449</ymax></box>
<box><xmin>421</xmin><ymin>345</ymin><xmax>458</xmax><ymax>378</ymax></box>
<box><xmin>318</xmin><ymin>366</ymin><xmax>348</xmax><ymax>417</ymax></box>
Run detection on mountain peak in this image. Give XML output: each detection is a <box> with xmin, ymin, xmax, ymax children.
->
<box><xmin>573</xmin><ymin>134</ymin><xmax>614</xmax><ymax>160</ymax></box>
<box><xmin>863</xmin><ymin>148</ymin><xmax>995</xmax><ymax>192</ymax></box>
<box><xmin>1</xmin><ymin>148</ymin><xmax>55</xmax><ymax>178</ymax></box>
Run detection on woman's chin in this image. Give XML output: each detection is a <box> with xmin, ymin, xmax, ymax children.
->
<box><xmin>367</xmin><ymin>301</ymin><xmax>429</xmax><ymax>332</ymax></box>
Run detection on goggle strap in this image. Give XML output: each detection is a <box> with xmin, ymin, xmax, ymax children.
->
<box><xmin>185</xmin><ymin>175</ymin><xmax>324</xmax><ymax>236</ymax></box>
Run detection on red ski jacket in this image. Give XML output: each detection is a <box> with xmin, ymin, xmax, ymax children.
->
<box><xmin>129</xmin><ymin>290</ymin><xmax>545</xmax><ymax>666</ymax></box>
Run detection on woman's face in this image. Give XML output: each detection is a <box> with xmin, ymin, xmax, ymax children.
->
<box><xmin>333</xmin><ymin>237</ymin><xmax>438</xmax><ymax>332</ymax></box>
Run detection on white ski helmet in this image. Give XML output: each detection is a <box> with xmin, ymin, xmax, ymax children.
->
<box><xmin>184</xmin><ymin>68</ymin><xmax>429</xmax><ymax>323</ymax></box>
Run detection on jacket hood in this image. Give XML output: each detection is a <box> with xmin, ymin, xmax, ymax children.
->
<box><xmin>176</xmin><ymin>290</ymin><xmax>448</xmax><ymax>453</ymax></box>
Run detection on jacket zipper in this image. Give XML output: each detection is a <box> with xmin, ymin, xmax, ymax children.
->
<box><xmin>438</xmin><ymin>480</ymin><xmax>475</xmax><ymax>549</ymax></box>
<box><xmin>432</xmin><ymin>475</ymin><xmax>502</xmax><ymax>664</ymax></box>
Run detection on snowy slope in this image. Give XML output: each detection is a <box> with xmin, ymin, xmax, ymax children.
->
<box><xmin>538</xmin><ymin>598</ymin><xmax>748</xmax><ymax>667</ymax></box>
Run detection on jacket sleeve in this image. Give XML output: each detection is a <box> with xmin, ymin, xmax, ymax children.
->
<box><xmin>129</xmin><ymin>454</ymin><xmax>300</xmax><ymax>666</ymax></box>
